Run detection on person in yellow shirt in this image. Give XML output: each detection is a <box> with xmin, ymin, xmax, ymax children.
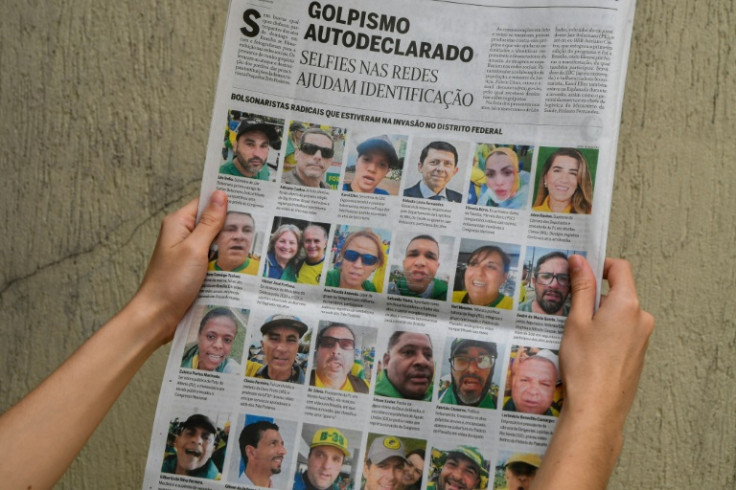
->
<box><xmin>310</xmin><ymin>323</ymin><xmax>369</xmax><ymax>393</ymax></box>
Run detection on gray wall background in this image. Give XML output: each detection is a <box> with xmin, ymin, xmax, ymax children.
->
<box><xmin>1</xmin><ymin>1</ymin><xmax>734</xmax><ymax>488</ymax></box>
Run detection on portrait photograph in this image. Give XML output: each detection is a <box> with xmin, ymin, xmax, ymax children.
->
<box><xmin>342</xmin><ymin>133</ymin><xmax>407</xmax><ymax>196</ymax></box>
<box><xmin>181</xmin><ymin>305</ymin><xmax>248</xmax><ymax>375</ymax></box>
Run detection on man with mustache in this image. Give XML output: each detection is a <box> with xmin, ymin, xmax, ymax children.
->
<box><xmin>283</xmin><ymin>128</ymin><xmax>334</xmax><ymax>188</ymax></box>
<box><xmin>220</xmin><ymin>119</ymin><xmax>280</xmax><ymax>180</ymax></box>
<box><xmin>375</xmin><ymin>331</ymin><xmax>434</xmax><ymax>401</ymax></box>
<box><xmin>161</xmin><ymin>414</ymin><xmax>221</xmax><ymax>480</ymax></box>
<box><xmin>518</xmin><ymin>252</ymin><xmax>571</xmax><ymax>316</ymax></box>
<box><xmin>246</xmin><ymin>314</ymin><xmax>308</xmax><ymax>383</ymax></box>
<box><xmin>208</xmin><ymin>211</ymin><xmax>259</xmax><ymax>274</ymax></box>
<box><xmin>428</xmin><ymin>446</ymin><xmax>487</xmax><ymax>490</ymax></box>
<box><xmin>403</xmin><ymin>141</ymin><xmax>462</xmax><ymax>202</ymax></box>
<box><xmin>387</xmin><ymin>235</ymin><xmax>448</xmax><ymax>301</ymax></box>
<box><xmin>440</xmin><ymin>339</ymin><xmax>498</xmax><ymax>409</ymax></box>
<box><xmin>239</xmin><ymin>420</ymin><xmax>287</xmax><ymax>487</ymax></box>
<box><xmin>503</xmin><ymin>350</ymin><xmax>560</xmax><ymax>416</ymax></box>
<box><xmin>310</xmin><ymin>323</ymin><xmax>369</xmax><ymax>393</ymax></box>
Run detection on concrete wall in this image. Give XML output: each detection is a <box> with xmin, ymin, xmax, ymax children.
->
<box><xmin>1</xmin><ymin>1</ymin><xmax>733</xmax><ymax>488</ymax></box>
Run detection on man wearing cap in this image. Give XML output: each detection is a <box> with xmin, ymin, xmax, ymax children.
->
<box><xmin>297</xmin><ymin>224</ymin><xmax>328</xmax><ymax>285</ymax></box>
<box><xmin>344</xmin><ymin>136</ymin><xmax>401</xmax><ymax>195</ymax></box>
<box><xmin>375</xmin><ymin>331</ymin><xmax>434</xmax><ymax>401</ymax></box>
<box><xmin>238</xmin><ymin>420</ymin><xmax>287</xmax><ymax>487</ymax></box>
<box><xmin>161</xmin><ymin>414</ymin><xmax>221</xmax><ymax>480</ymax></box>
<box><xmin>387</xmin><ymin>235</ymin><xmax>448</xmax><ymax>301</ymax></box>
<box><xmin>294</xmin><ymin>427</ymin><xmax>350</xmax><ymax>490</ymax></box>
<box><xmin>440</xmin><ymin>339</ymin><xmax>498</xmax><ymax>409</ymax></box>
<box><xmin>518</xmin><ymin>252</ymin><xmax>571</xmax><ymax>316</ymax></box>
<box><xmin>220</xmin><ymin>119</ymin><xmax>280</xmax><ymax>181</ymax></box>
<box><xmin>362</xmin><ymin>435</ymin><xmax>407</xmax><ymax>490</ymax></box>
<box><xmin>503</xmin><ymin>350</ymin><xmax>560</xmax><ymax>416</ymax></box>
<box><xmin>283</xmin><ymin>128</ymin><xmax>334</xmax><ymax>188</ymax></box>
<box><xmin>246</xmin><ymin>315</ymin><xmax>308</xmax><ymax>383</ymax></box>
<box><xmin>496</xmin><ymin>453</ymin><xmax>540</xmax><ymax>490</ymax></box>
<box><xmin>310</xmin><ymin>323</ymin><xmax>369</xmax><ymax>393</ymax></box>
<box><xmin>208</xmin><ymin>211</ymin><xmax>259</xmax><ymax>274</ymax></box>
<box><xmin>403</xmin><ymin>141</ymin><xmax>462</xmax><ymax>202</ymax></box>
<box><xmin>429</xmin><ymin>446</ymin><xmax>487</xmax><ymax>490</ymax></box>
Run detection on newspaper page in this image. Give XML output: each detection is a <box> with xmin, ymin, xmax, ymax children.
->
<box><xmin>144</xmin><ymin>0</ymin><xmax>636</xmax><ymax>489</ymax></box>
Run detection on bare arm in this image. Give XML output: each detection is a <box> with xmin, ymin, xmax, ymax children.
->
<box><xmin>531</xmin><ymin>255</ymin><xmax>655</xmax><ymax>490</ymax></box>
<box><xmin>0</xmin><ymin>191</ymin><xmax>227</xmax><ymax>489</ymax></box>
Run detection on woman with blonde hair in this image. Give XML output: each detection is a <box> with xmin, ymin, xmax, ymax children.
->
<box><xmin>263</xmin><ymin>224</ymin><xmax>302</xmax><ymax>281</ymax></box>
<box><xmin>533</xmin><ymin>148</ymin><xmax>593</xmax><ymax>214</ymax></box>
<box><xmin>326</xmin><ymin>229</ymin><xmax>385</xmax><ymax>291</ymax></box>
<box><xmin>477</xmin><ymin>146</ymin><xmax>530</xmax><ymax>209</ymax></box>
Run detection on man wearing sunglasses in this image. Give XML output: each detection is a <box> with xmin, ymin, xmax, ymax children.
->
<box><xmin>220</xmin><ymin>120</ymin><xmax>280</xmax><ymax>181</ymax></box>
<box><xmin>310</xmin><ymin>323</ymin><xmax>369</xmax><ymax>393</ymax></box>
<box><xmin>518</xmin><ymin>252</ymin><xmax>571</xmax><ymax>316</ymax></box>
<box><xmin>440</xmin><ymin>338</ymin><xmax>498</xmax><ymax>408</ymax></box>
<box><xmin>283</xmin><ymin>128</ymin><xmax>334</xmax><ymax>189</ymax></box>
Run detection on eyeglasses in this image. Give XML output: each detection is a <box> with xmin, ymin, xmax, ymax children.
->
<box><xmin>300</xmin><ymin>142</ymin><xmax>334</xmax><ymax>159</ymax></box>
<box><xmin>318</xmin><ymin>336</ymin><xmax>355</xmax><ymax>350</ymax></box>
<box><xmin>450</xmin><ymin>355</ymin><xmax>495</xmax><ymax>371</ymax></box>
<box><xmin>535</xmin><ymin>272</ymin><xmax>570</xmax><ymax>287</ymax></box>
<box><xmin>342</xmin><ymin>249</ymin><xmax>379</xmax><ymax>266</ymax></box>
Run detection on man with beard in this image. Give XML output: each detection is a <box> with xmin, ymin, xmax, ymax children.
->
<box><xmin>375</xmin><ymin>331</ymin><xmax>434</xmax><ymax>401</ymax></box>
<box><xmin>294</xmin><ymin>427</ymin><xmax>350</xmax><ymax>490</ymax></box>
<box><xmin>220</xmin><ymin>119</ymin><xmax>280</xmax><ymax>180</ymax></box>
<box><xmin>161</xmin><ymin>414</ymin><xmax>221</xmax><ymax>480</ymax></box>
<box><xmin>440</xmin><ymin>339</ymin><xmax>497</xmax><ymax>408</ymax></box>
<box><xmin>246</xmin><ymin>314</ymin><xmax>308</xmax><ymax>383</ymax></box>
<box><xmin>503</xmin><ymin>350</ymin><xmax>560</xmax><ymax>416</ymax></box>
<box><xmin>495</xmin><ymin>453</ymin><xmax>541</xmax><ymax>490</ymax></box>
<box><xmin>403</xmin><ymin>141</ymin><xmax>462</xmax><ymax>202</ymax></box>
<box><xmin>297</xmin><ymin>224</ymin><xmax>329</xmax><ymax>285</ymax></box>
<box><xmin>428</xmin><ymin>446</ymin><xmax>487</xmax><ymax>490</ymax></box>
<box><xmin>310</xmin><ymin>323</ymin><xmax>369</xmax><ymax>393</ymax></box>
<box><xmin>208</xmin><ymin>211</ymin><xmax>259</xmax><ymax>274</ymax></box>
<box><xmin>239</xmin><ymin>420</ymin><xmax>287</xmax><ymax>487</ymax></box>
<box><xmin>518</xmin><ymin>252</ymin><xmax>571</xmax><ymax>316</ymax></box>
<box><xmin>387</xmin><ymin>235</ymin><xmax>448</xmax><ymax>301</ymax></box>
<box><xmin>283</xmin><ymin>128</ymin><xmax>334</xmax><ymax>188</ymax></box>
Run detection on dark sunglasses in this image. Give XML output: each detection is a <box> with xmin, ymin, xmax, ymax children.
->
<box><xmin>318</xmin><ymin>335</ymin><xmax>355</xmax><ymax>350</ymax></box>
<box><xmin>300</xmin><ymin>142</ymin><xmax>334</xmax><ymax>159</ymax></box>
<box><xmin>343</xmin><ymin>249</ymin><xmax>379</xmax><ymax>266</ymax></box>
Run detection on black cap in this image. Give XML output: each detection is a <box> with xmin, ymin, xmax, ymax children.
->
<box><xmin>260</xmin><ymin>314</ymin><xmax>308</xmax><ymax>338</ymax></box>
<box><xmin>357</xmin><ymin>135</ymin><xmax>401</xmax><ymax>169</ymax></box>
<box><xmin>450</xmin><ymin>338</ymin><xmax>497</xmax><ymax>358</ymax></box>
<box><xmin>180</xmin><ymin>414</ymin><xmax>217</xmax><ymax>434</ymax></box>
<box><xmin>237</xmin><ymin>119</ymin><xmax>281</xmax><ymax>150</ymax></box>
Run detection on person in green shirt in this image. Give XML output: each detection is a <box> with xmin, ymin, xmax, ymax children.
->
<box><xmin>219</xmin><ymin>119</ymin><xmax>280</xmax><ymax>180</ymax></box>
<box><xmin>440</xmin><ymin>339</ymin><xmax>497</xmax><ymax>409</ymax></box>
<box><xmin>375</xmin><ymin>331</ymin><xmax>433</xmax><ymax>401</ymax></box>
<box><xmin>388</xmin><ymin>235</ymin><xmax>448</xmax><ymax>301</ymax></box>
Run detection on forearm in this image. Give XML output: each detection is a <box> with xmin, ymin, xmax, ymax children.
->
<box><xmin>531</xmin><ymin>409</ymin><xmax>624</xmax><ymax>489</ymax></box>
<box><xmin>0</xmin><ymin>294</ymin><xmax>174</xmax><ymax>489</ymax></box>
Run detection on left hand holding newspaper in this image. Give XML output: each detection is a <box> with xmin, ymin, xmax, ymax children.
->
<box><xmin>0</xmin><ymin>191</ymin><xmax>227</xmax><ymax>490</ymax></box>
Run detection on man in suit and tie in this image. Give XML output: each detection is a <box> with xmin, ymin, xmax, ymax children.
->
<box><xmin>403</xmin><ymin>141</ymin><xmax>462</xmax><ymax>202</ymax></box>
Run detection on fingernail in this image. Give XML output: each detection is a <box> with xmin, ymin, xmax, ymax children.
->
<box><xmin>569</xmin><ymin>254</ymin><xmax>583</xmax><ymax>273</ymax></box>
<box><xmin>211</xmin><ymin>190</ymin><xmax>226</xmax><ymax>207</ymax></box>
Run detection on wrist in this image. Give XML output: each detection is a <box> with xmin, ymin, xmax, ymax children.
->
<box><xmin>123</xmin><ymin>290</ymin><xmax>181</xmax><ymax>348</ymax></box>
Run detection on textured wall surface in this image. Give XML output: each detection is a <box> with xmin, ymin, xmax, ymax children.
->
<box><xmin>1</xmin><ymin>1</ymin><xmax>734</xmax><ymax>488</ymax></box>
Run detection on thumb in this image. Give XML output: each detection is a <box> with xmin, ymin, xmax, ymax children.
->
<box><xmin>567</xmin><ymin>254</ymin><xmax>596</xmax><ymax>322</ymax></box>
<box><xmin>189</xmin><ymin>190</ymin><xmax>228</xmax><ymax>248</ymax></box>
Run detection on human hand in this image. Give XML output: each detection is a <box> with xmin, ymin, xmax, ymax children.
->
<box><xmin>134</xmin><ymin>190</ymin><xmax>227</xmax><ymax>342</ymax></box>
<box><xmin>560</xmin><ymin>255</ymin><xmax>655</xmax><ymax>427</ymax></box>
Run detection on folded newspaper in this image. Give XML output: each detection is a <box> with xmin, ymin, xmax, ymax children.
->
<box><xmin>144</xmin><ymin>1</ymin><xmax>637</xmax><ymax>488</ymax></box>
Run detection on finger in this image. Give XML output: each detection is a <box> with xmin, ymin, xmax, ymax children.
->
<box><xmin>567</xmin><ymin>254</ymin><xmax>596</xmax><ymax>321</ymax></box>
<box><xmin>188</xmin><ymin>190</ymin><xmax>228</xmax><ymax>249</ymax></box>
<box><xmin>602</xmin><ymin>258</ymin><xmax>637</xmax><ymax>298</ymax></box>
